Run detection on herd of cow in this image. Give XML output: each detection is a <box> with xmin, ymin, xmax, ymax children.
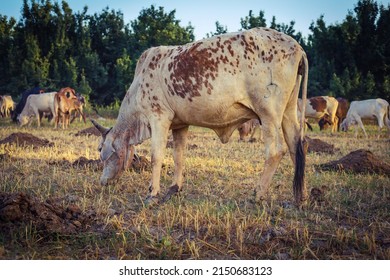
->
<box><xmin>0</xmin><ymin>86</ymin><xmax>86</xmax><ymax>128</ymax></box>
<box><xmin>1</xmin><ymin>27</ymin><xmax>389</xmax><ymax>206</ymax></box>
<box><xmin>238</xmin><ymin>96</ymin><xmax>390</xmax><ymax>141</ymax></box>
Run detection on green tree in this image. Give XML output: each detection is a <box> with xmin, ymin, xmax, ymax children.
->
<box><xmin>0</xmin><ymin>15</ymin><xmax>16</xmax><ymax>92</ymax></box>
<box><xmin>240</xmin><ymin>10</ymin><xmax>266</xmax><ymax>29</ymax></box>
<box><xmin>20</xmin><ymin>35</ymin><xmax>50</xmax><ymax>88</ymax></box>
<box><xmin>206</xmin><ymin>21</ymin><xmax>227</xmax><ymax>37</ymax></box>
<box><xmin>113</xmin><ymin>50</ymin><xmax>133</xmax><ymax>100</ymax></box>
<box><xmin>130</xmin><ymin>5</ymin><xmax>194</xmax><ymax>58</ymax></box>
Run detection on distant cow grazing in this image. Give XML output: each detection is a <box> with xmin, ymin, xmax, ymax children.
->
<box><xmin>12</xmin><ymin>87</ymin><xmax>44</xmax><ymax>122</ymax></box>
<box><xmin>319</xmin><ymin>97</ymin><xmax>349</xmax><ymax>131</ymax></box>
<box><xmin>18</xmin><ymin>92</ymin><xmax>57</xmax><ymax>127</ymax></box>
<box><xmin>237</xmin><ymin>119</ymin><xmax>261</xmax><ymax>142</ymax></box>
<box><xmin>298</xmin><ymin>96</ymin><xmax>339</xmax><ymax>132</ymax></box>
<box><xmin>0</xmin><ymin>95</ymin><xmax>15</xmax><ymax>118</ymax></box>
<box><xmin>92</xmin><ymin>27</ymin><xmax>309</xmax><ymax>206</ymax></box>
<box><xmin>340</xmin><ymin>98</ymin><xmax>390</xmax><ymax>138</ymax></box>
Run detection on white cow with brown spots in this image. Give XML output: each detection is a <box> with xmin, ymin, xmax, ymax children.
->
<box><xmin>297</xmin><ymin>96</ymin><xmax>339</xmax><ymax>132</ymax></box>
<box><xmin>92</xmin><ymin>27</ymin><xmax>309</xmax><ymax>206</ymax></box>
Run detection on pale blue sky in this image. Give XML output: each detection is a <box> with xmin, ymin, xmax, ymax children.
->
<box><xmin>1</xmin><ymin>0</ymin><xmax>390</xmax><ymax>39</ymax></box>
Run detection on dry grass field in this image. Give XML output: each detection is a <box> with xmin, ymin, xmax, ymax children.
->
<box><xmin>0</xmin><ymin>116</ymin><xmax>389</xmax><ymax>260</ymax></box>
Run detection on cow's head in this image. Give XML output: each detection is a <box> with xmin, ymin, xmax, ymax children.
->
<box><xmin>318</xmin><ymin>114</ymin><xmax>333</xmax><ymax>131</ymax></box>
<box><xmin>91</xmin><ymin>119</ymin><xmax>133</xmax><ymax>186</ymax></box>
<box><xmin>17</xmin><ymin>114</ymin><xmax>30</xmax><ymax>126</ymax></box>
<box><xmin>340</xmin><ymin>118</ymin><xmax>354</xmax><ymax>132</ymax></box>
<box><xmin>237</xmin><ymin>122</ymin><xmax>251</xmax><ymax>141</ymax></box>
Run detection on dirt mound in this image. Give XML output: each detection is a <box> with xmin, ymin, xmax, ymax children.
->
<box><xmin>70</xmin><ymin>155</ymin><xmax>150</xmax><ymax>172</ymax></box>
<box><xmin>72</xmin><ymin>156</ymin><xmax>102</xmax><ymax>170</ymax></box>
<box><xmin>318</xmin><ymin>149</ymin><xmax>390</xmax><ymax>175</ymax></box>
<box><xmin>0</xmin><ymin>192</ymin><xmax>96</xmax><ymax>234</ymax></box>
<box><xmin>306</xmin><ymin>136</ymin><xmax>338</xmax><ymax>154</ymax></box>
<box><xmin>0</xmin><ymin>133</ymin><xmax>53</xmax><ymax>148</ymax></box>
<box><xmin>74</xmin><ymin>126</ymin><xmax>101</xmax><ymax>137</ymax></box>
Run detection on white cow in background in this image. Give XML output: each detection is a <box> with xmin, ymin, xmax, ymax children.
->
<box><xmin>340</xmin><ymin>98</ymin><xmax>390</xmax><ymax>138</ymax></box>
<box><xmin>18</xmin><ymin>92</ymin><xmax>57</xmax><ymax>127</ymax></box>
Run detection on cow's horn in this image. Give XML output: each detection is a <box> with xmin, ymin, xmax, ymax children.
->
<box><xmin>91</xmin><ymin>119</ymin><xmax>110</xmax><ymax>135</ymax></box>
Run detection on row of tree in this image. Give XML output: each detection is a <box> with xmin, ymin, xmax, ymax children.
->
<box><xmin>0</xmin><ymin>0</ymin><xmax>389</xmax><ymax>106</ymax></box>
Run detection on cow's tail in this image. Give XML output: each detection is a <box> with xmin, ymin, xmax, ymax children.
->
<box><xmin>293</xmin><ymin>52</ymin><xmax>308</xmax><ymax>205</ymax></box>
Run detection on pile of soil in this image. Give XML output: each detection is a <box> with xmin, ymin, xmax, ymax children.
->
<box><xmin>317</xmin><ymin>149</ymin><xmax>390</xmax><ymax>175</ymax></box>
<box><xmin>306</xmin><ymin>136</ymin><xmax>338</xmax><ymax>154</ymax></box>
<box><xmin>0</xmin><ymin>192</ymin><xmax>96</xmax><ymax>234</ymax></box>
<box><xmin>72</xmin><ymin>156</ymin><xmax>102</xmax><ymax>170</ymax></box>
<box><xmin>74</xmin><ymin>126</ymin><xmax>101</xmax><ymax>137</ymax></box>
<box><xmin>0</xmin><ymin>133</ymin><xmax>53</xmax><ymax>148</ymax></box>
<box><xmin>71</xmin><ymin>155</ymin><xmax>151</xmax><ymax>172</ymax></box>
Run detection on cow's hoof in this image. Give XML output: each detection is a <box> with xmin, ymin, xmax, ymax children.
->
<box><xmin>161</xmin><ymin>185</ymin><xmax>180</xmax><ymax>203</ymax></box>
<box><xmin>253</xmin><ymin>189</ymin><xmax>267</xmax><ymax>204</ymax></box>
<box><xmin>144</xmin><ymin>195</ymin><xmax>159</xmax><ymax>207</ymax></box>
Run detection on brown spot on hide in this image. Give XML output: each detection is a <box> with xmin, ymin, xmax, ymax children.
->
<box><xmin>309</xmin><ymin>97</ymin><xmax>327</xmax><ymax>113</ymax></box>
<box><xmin>168</xmin><ymin>41</ymin><xmax>222</xmax><ymax>99</ymax></box>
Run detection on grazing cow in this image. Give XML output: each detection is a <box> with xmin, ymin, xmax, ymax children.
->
<box><xmin>12</xmin><ymin>87</ymin><xmax>45</xmax><ymax>122</ymax></box>
<box><xmin>340</xmin><ymin>98</ymin><xmax>390</xmax><ymax>138</ymax></box>
<box><xmin>298</xmin><ymin>96</ymin><xmax>339</xmax><ymax>132</ymax></box>
<box><xmin>70</xmin><ymin>94</ymin><xmax>86</xmax><ymax>124</ymax></box>
<box><xmin>92</xmin><ymin>28</ymin><xmax>309</xmax><ymax>205</ymax></box>
<box><xmin>0</xmin><ymin>95</ymin><xmax>15</xmax><ymax>118</ymax></box>
<box><xmin>237</xmin><ymin>119</ymin><xmax>262</xmax><ymax>142</ymax></box>
<box><xmin>18</xmin><ymin>92</ymin><xmax>57</xmax><ymax>127</ymax></box>
<box><xmin>54</xmin><ymin>87</ymin><xmax>81</xmax><ymax>129</ymax></box>
<box><xmin>319</xmin><ymin>97</ymin><xmax>349</xmax><ymax>131</ymax></box>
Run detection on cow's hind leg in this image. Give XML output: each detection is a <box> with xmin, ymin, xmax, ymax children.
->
<box><xmin>162</xmin><ymin>126</ymin><xmax>189</xmax><ymax>203</ymax></box>
<box><xmin>254</xmin><ymin>118</ymin><xmax>287</xmax><ymax>202</ymax></box>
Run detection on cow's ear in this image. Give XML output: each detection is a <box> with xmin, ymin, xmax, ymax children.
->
<box><xmin>66</xmin><ymin>91</ymin><xmax>71</xmax><ymax>98</ymax></box>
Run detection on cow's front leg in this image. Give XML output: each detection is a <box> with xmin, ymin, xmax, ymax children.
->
<box><xmin>162</xmin><ymin>126</ymin><xmax>189</xmax><ymax>203</ymax></box>
<box><xmin>254</xmin><ymin>121</ymin><xmax>287</xmax><ymax>203</ymax></box>
<box><xmin>144</xmin><ymin>121</ymin><xmax>170</xmax><ymax>206</ymax></box>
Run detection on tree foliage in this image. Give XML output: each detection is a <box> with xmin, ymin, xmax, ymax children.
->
<box><xmin>0</xmin><ymin>1</ymin><xmax>194</xmax><ymax>105</ymax></box>
<box><xmin>0</xmin><ymin>0</ymin><xmax>389</xmax><ymax>106</ymax></box>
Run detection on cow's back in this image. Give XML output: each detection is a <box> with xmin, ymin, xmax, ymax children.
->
<box><xmin>24</xmin><ymin>92</ymin><xmax>56</xmax><ymax>114</ymax></box>
<box><xmin>126</xmin><ymin>28</ymin><xmax>305</xmax><ymax>131</ymax></box>
<box><xmin>348</xmin><ymin>99</ymin><xmax>385</xmax><ymax>119</ymax></box>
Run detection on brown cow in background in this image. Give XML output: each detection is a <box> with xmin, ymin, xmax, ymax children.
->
<box><xmin>298</xmin><ymin>96</ymin><xmax>339</xmax><ymax>132</ymax></box>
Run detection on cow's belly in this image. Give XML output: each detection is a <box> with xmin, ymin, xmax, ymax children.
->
<box><xmin>171</xmin><ymin>101</ymin><xmax>257</xmax><ymax>129</ymax></box>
